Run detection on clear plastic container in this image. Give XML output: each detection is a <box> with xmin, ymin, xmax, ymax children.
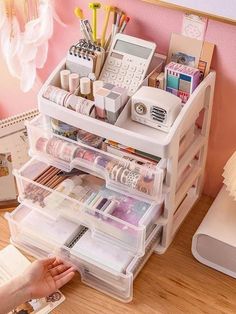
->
<box><xmin>5</xmin><ymin>204</ymin><xmax>162</xmax><ymax>302</ymax></box>
<box><xmin>26</xmin><ymin>114</ymin><xmax>165</xmax><ymax>202</ymax></box>
<box><xmin>14</xmin><ymin>158</ymin><xmax>164</xmax><ymax>255</ymax></box>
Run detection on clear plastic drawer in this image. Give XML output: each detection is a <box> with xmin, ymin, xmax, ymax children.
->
<box><xmin>6</xmin><ymin>204</ymin><xmax>162</xmax><ymax>302</ymax></box>
<box><xmin>26</xmin><ymin>114</ymin><xmax>165</xmax><ymax>203</ymax></box>
<box><xmin>14</xmin><ymin>158</ymin><xmax>164</xmax><ymax>255</ymax></box>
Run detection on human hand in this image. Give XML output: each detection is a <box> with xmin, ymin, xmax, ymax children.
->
<box><xmin>20</xmin><ymin>257</ymin><xmax>76</xmax><ymax>300</ymax></box>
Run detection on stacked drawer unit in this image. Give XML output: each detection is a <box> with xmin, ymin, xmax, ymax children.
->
<box><xmin>6</xmin><ymin>116</ymin><xmax>165</xmax><ymax>301</ymax></box>
<box><xmin>6</xmin><ymin>104</ymin><xmax>166</xmax><ymax>302</ymax></box>
<box><xmin>6</xmin><ymin>54</ymin><xmax>216</xmax><ymax>302</ymax></box>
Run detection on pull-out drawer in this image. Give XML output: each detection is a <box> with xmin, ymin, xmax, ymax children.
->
<box><xmin>5</xmin><ymin>204</ymin><xmax>162</xmax><ymax>302</ymax></box>
<box><xmin>14</xmin><ymin>158</ymin><xmax>164</xmax><ymax>255</ymax></box>
<box><xmin>26</xmin><ymin>114</ymin><xmax>165</xmax><ymax>203</ymax></box>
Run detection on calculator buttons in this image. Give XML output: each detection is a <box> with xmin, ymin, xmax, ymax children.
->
<box><xmin>119</xmin><ymin>69</ymin><xmax>127</xmax><ymax>76</ymax></box>
<box><xmin>108</xmin><ymin>59</ymin><xmax>115</xmax><ymax>66</ymax></box>
<box><xmin>124</xmin><ymin>78</ymin><xmax>131</xmax><ymax>85</ymax></box>
<box><xmin>126</xmin><ymin>72</ymin><xmax>134</xmax><ymax>79</ymax></box>
<box><xmin>102</xmin><ymin>72</ymin><xmax>110</xmax><ymax>79</ymax></box>
<box><xmin>117</xmin><ymin>75</ymin><xmax>124</xmax><ymax>82</ymax></box>
<box><xmin>106</xmin><ymin>66</ymin><xmax>119</xmax><ymax>73</ymax></box>
<box><xmin>100</xmin><ymin>55</ymin><xmax>149</xmax><ymax>95</ymax></box>
<box><xmin>136</xmin><ymin>68</ymin><xmax>144</xmax><ymax>75</ymax></box>
<box><xmin>129</xmin><ymin>65</ymin><xmax>136</xmax><ymax>72</ymax></box>
<box><xmin>110</xmin><ymin>74</ymin><xmax>117</xmax><ymax>80</ymax></box>
<box><xmin>129</xmin><ymin>87</ymin><xmax>137</xmax><ymax>94</ymax></box>
<box><xmin>131</xmin><ymin>82</ymin><xmax>140</xmax><ymax>88</ymax></box>
<box><xmin>115</xmin><ymin>60</ymin><xmax>122</xmax><ymax>67</ymax></box>
<box><xmin>134</xmin><ymin>74</ymin><xmax>142</xmax><ymax>81</ymax></box>
<box><xmin>121</xmin><ymin>64</ymin><xmax>129</xmax><ymax>70</ymax></box>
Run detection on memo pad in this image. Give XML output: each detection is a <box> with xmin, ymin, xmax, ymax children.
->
<box><xmin>0</xmin><ymin>244</ymin><xmax>30</xmax><ymax>285</ymax></box>
<box><xmin>167</xmin><ymin>33</ymin><xmax>203</xmax><ymax>67</ymax></box>
<box><xmin>0</xmin><ymin>245</ymin><xmax>65</xmax><ymax>313</ymax></box>
<box><xmin>21</xmin><ymin>210</ymin><xmax>80</xmax><ymax>245</ymax></box>
<box><xmin>72</xmin><ymin>230</ymin><xmax>133</xmax><ymax>273</ymax></box>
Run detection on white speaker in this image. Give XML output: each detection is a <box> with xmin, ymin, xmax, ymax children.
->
<box><xmin>192</xmin><ymin>185</ymin><xmax>236</xmax><ymax>278</ymax></box>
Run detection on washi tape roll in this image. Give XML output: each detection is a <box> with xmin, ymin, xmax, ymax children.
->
<box><xmin>51</xmin><ymin>119</ymin><xmax>78</xmax><ymax>141</ymax></box>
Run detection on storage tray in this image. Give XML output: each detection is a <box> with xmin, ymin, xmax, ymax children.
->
<box><xmin>37</xmin><ymin>57</ymin><xmax>171</xmax><ymax>158</ymax></box>
<box><xmin>14</xmin><ymin>158</ymin><xmax>164</xmax><ymax>255</ymax></box>
<box><xmin>38</xmin><ymin>55</ymin><xmax>215</xmax><ymax>158</ymax></box>
<box><xmin>26</xmin><ymin>114</ymin><xmax>165</xmax><ymax>202</ymax></box>
<box><xmin>5</xmin><ymin>204</ymin><xmax>162</xmax><ymax>302</ymax></box>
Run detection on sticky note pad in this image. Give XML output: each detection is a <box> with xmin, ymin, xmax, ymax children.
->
<box><xmin>167</xmin><ymin>74</ymin><xmax>179</xmax><ymax>90</ymax></box>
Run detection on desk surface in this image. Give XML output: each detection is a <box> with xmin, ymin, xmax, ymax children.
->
<box><xmin>1</xmin><ymin>196</ymin><xmax>236</xmax><ymax>314</ymax></box>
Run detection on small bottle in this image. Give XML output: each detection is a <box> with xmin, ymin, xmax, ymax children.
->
<box><xmin>80</xmin><ymin>77</ymin><xmax>91</xmax><ymax>98</ymax></box>
<box><xmin>69</xmin><ymin>73</ymin><xmax>80</xmax><ymax>93</ymax></box>
<box><xmin>60</xmin><ymin>69</ymin><xmax>70</xmax><ymax>91</ymax></box>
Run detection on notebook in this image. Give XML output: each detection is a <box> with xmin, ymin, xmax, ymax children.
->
<box><xmin>66</xmin><ymin>39</ymin><xmax>105</xmax><ymax>78</ymax></box>
<box><xmin>0</xmin><ymin>109</ymin><xmax>39</xmax><ymax>205</ymax></box>
<box><xmin>0</xmin><ymin>245</ymin><xmax>65</xmax><ymax>313</ymax></box>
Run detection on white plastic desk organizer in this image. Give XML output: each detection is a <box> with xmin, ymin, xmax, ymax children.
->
<box><xmin>26</xmin><ymin>114</ymin><xmax>165</xmax><ymax>203</ymax></box>
<box><xmin>14</xmin><ymin>158</ymin><xmax>163</xmax><ymax>255</ymax></box>
<box><xmin>5</xmin><ymin>203</ymin><xmax>162</xmax><ymax>302</ymax></box>
<box><xmin>6</xmin><ymin>49</ymin><xmax>216</xmax><ymax>302</ymax></box>
<box><xmin>37</xmin><ymin>56</ymin><xmax>216</xmax><ymax>252</ymax></box>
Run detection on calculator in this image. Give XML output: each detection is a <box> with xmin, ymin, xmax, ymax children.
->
<box><xmin>99</xmin><ymin>34</ymin><xmax>156</xmax><ymax>96</ymax></box>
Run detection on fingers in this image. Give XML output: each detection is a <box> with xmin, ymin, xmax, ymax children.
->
<box><xmin>48</xmin><ymin>258</ymin><xmax>64</xmax><ymax>270</ymax></box>
<box><xmin>54</xmin><ymin>266</ymin><xmax>76</xmax><ymax>281</ymax></box>
<box><xmin>49</xmin><ymin>257</ymin><xmax>71</xmax><ymax>269</ymax></box>
<box><xmin>49</xmin><ymin>264</ymin><xmax>72</xmax><ymax>277</ymax></box>
<box><xmin>40</xmin><ymin>257</ymin><xmax>57</xmax><ymax>266</ymax></box>
<box><xmin>55</xmin><ymin>270</ymin><xmax>75</xmax><ymax>289</ymax></box>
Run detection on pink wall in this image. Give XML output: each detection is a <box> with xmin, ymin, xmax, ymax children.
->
<box><xmin>0</xmin><ymin>0</ymin><xmax>236</xmax><ymax>197</ymax></box>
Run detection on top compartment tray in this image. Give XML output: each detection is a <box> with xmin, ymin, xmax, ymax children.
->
<box><xmin>37</xmin><ymin>58</ymin><xmax>215</xmax><ymax>158</ymax></box>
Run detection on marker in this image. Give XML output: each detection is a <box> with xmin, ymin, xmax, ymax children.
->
<box><xmin>119</xmin><ymin>16</ymin><xmax>130</xmax><ymax>33</ymax></box>
<box><xmin>88</xmin><ymin>2</ymin><xmax>101</xmax><ymax>42</ymax></box>
<box><xmin>105</xmin><ymin>8</ymin><xmax>120</xmax><ymax>51</ymax></box>
<box><xmin>74</xmin><ymin>7</ymin><xmax>90</xmax><ymax>40</ymax></box>
<box><xmin>118</xmin><ymin>13</ymin><xmax>126</xmax><ymax>31</ymax></box>
<box><xmin>113</xmin><ymin>9</ymin><xmax>122</xmax><ymax>37</ymax></box>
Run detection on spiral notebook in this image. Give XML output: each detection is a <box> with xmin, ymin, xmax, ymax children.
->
<box><xmin>66</xmin><ymin>40</ymin><xmax>105</xmax><ymax>78</ymax></box>
<box><xmin>0</xmin><ymin>109</ymin><xmax>39</xmax><ymax>207</ymax></box>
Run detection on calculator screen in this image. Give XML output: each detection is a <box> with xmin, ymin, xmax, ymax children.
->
<box><xmin>114</xmin><ymin>39</ymin><xmax>152</xmax><ymax>59</ymax></box>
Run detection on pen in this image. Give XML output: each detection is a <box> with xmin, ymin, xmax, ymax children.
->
<box><xmin>88</xmin><ymin>2</ymin><xmax>101</xmax><ymax>43</ymax></box>
<box><xmin>105</xmin><ymin>8</ymin><xmax>121</xmax><ymax>51</ymax></box>
<box><xmin>111</xmin><ymin>9</ymin><xmax>117</xmax><ymax>40</ymax></box>
<box><xmin>83</xmin><ymin>19</ymin><xmax>94</xmax><ymax>42</ymax></box>
<box><xmin>119</xmin><ymin>16</ymin><xmax>130</xmax><ymax>33</ymax></box>
<box><xmin>74</xmin><ymin>7</ymin><xmax>91</xmax><ymax>41</ymax></box>
<box><xmin>113</xmin><ymin>9</ymin><xmax>122</xmax><ymax>37</ymax></box>
<box><xmin>101</xmin><ymin>5</ymin><xmax>114</xmax><ymax>47</ymax></box>
<box><xmin>118</xmin><ymin>13</ymin><xmax>126</xmax><ymax>32</ymax></box>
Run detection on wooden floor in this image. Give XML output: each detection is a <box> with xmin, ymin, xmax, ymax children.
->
<box><xmin>1</xmin><ymin>195</ymin><xmax>236</xmax><ymax>314</ymax></box>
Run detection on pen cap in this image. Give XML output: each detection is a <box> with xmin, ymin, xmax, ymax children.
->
<box><xmin>60</xmin><ymin>70</ymin><xmax>71</xmax><ymax>91</ymax></box>
<box><xmin>69</xmin><ymin>73</ymin><xmax>80</xmax><ymax>93</ymax></box>
<box><xmin>80</xmin><ymin>77</ymin><xmax>91</xmax><ymax>95</ymax></box>
<box><xmin>93</xmin><ymin>80</ymin><xmax>103</xmax><ymax>95</ymax></box>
